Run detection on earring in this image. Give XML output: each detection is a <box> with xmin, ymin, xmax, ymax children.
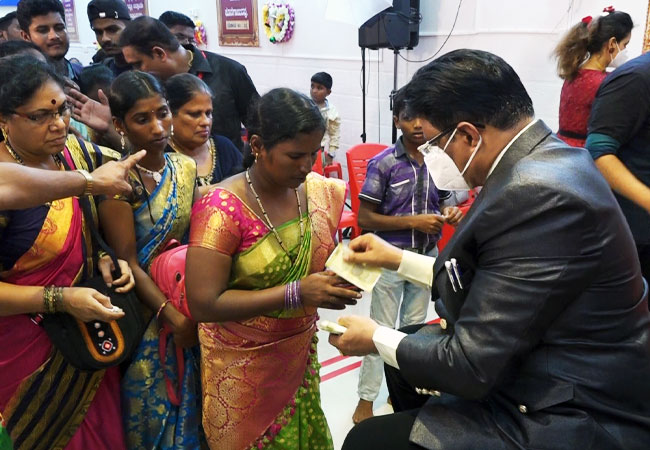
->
<box><xmin>170</xmin><ymin>124</ymin><xmax>174</xmax><ymax>137</ymax></box>
<box><xmin>120</xmin><ymin>132</ymin><xmax>125</xmax><ymax>152</ymax></box>
<box><xmin>254</xmin><ymin>152</ymin><xmax>259</xmax><ymax>163</ymax></box>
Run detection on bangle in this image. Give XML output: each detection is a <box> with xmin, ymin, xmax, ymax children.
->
<box><xmin>43</xmin><ymin>286</ymin><xmax>56</xmax><ymax>314</ymax></box>
<box><xmin>76</xmin><ymin>169</ymin><xmax>93</xmax><ymax>196</ymax></box>
<box><xmin>284</xmin><ymin>281</ymin><xmax>303</xmax><ymax>310</ymax></box>
<box><xmin>97</xmin><ymin>250</ymin><xmax>108</xmax><ymax>260</ymax></box>
<box><xmin>156</xmin><ymin>299</ymin><xmax>171</xmax><ymax>320</ymax></box>
<box><xmin>54</xmin><ymin>287</ymin><xmax>65</xmax><ymax>313</ymax></box>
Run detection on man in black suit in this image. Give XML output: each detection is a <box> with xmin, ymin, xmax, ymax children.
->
<box><xmin>330</xmin><ymin>49</ymin><xmax>650</xmax><ymax>449</ymax></box>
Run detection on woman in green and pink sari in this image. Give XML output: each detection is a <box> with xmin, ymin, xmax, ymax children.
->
<box><xmin>186</xmin><ymin>88</ymin><xmax>361</xmax><ymax>450</ymax></box>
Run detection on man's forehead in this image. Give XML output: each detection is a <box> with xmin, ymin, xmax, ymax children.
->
<box><xmin>31</xmin><ymin>12</ymin><xmax>65</xmax><ymax>26</ymax></box>
<box><xmin>91</xmin><ymin>18</ymin><xmax>123</xmax><ymax>30</ymax></box>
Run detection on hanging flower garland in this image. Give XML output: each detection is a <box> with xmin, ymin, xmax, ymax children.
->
<box><xmin>262</xmin><ymin>2</ymin><xmax>295</xmax><ymax>44</ymax></box>
<box><xmin>194</xmin><ymin>19</ymin><xmax>207</xmax><ymax>46</ymax></box>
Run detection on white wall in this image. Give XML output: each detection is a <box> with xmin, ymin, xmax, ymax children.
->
<box><xmin>2</xmin><ymin>0</ymin><xmax>648</xmax><ymax>155</ymax></box>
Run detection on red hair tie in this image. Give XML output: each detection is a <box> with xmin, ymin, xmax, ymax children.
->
<box><xmin>582</xmin><ymin>15</ymin><xmax>593</xmax><ymax>24</ymax></box>
<box><xmin>603</xmin><ymin>5</ymin><xmax>615</xmax><ymax>13</ymax></box>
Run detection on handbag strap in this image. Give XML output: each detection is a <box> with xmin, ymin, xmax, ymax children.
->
<box><xmin>159</xmin><ymin>324</ymin><xmax>185</xmax><ymax>406</ymax></box>
<box><xmin>59</xmin><ymin>156</ymin><xmax>123</xmax><ymax>277</ymax></box>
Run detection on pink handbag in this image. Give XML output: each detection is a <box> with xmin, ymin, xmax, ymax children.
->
<box><xmin>150</xmin><ymin>240</ymin><xmax>193</xmax><ymax>406</ymax></box>
<box><xmin>150</xmin><ymin>241</ymin><xmax>193</xmax><ymax>319</ymax></box>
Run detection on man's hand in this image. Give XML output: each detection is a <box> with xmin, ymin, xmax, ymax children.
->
<box><xmin>411</xmin><ymin>213</ymin><xmax>445</xmax><ymax>234</ymax></box>
<box><xmin>67</xmin><ymin>88</ymin><xmax>112</xmax><ymax>133</ymax></box>
<box><xmin>328</xmin><ymin>315</ymin><xmax>379</xmax><ymax>356</ymax></box>
<box><xmin>346</xmin><ymin>234</ymin><xmax>403</xmax><ymax>271</ymax></box>
<box><xmin>90</xmin><ymin>150</ymin><xmax>146</xmax><ymax>197</ymax></box>
<box><xmin>443</xmin><ymin>206</ymin><xmax>463</xmax><ymax>226</ymax></box>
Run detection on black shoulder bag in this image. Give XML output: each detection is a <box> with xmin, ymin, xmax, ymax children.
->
<box><xmin>38</xmin><ymin>184</ymin><xmax>145</xmax><ymax>371</ymax></box>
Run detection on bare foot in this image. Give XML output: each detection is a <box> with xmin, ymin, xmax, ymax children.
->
<box><xmin>352</xmin><ymin>399</ymin><xmax>374</xmax><ymax>424</ymax></box>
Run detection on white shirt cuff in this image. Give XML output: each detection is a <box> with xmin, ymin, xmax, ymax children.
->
<box><xmin>372</xmin><ymin>326</ymin><xmax>407</xmax><ymax>369</ymax></box>
<box><xmin>397</xmin><ymin>250</ymin><xmax>435</xmax><ymax>289</ymax></box>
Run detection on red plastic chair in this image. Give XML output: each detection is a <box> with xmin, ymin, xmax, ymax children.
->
<box><xmin>312</xmin><ymin>149</ymin><xmax>324</xmax><ymax>175</ymax></box>
<box><xmin>338</xmin><ymin>143</ymin><xmax>388</xmax><ymax>240</ymax></box>
<box><xmin>437</xmin><ymin>189</ymin><xmax>479</xmax><ymax>252</ymax></box>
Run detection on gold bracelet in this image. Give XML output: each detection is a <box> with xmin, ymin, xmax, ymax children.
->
<box><xmin>43</xmin><ymin>286</ymin><xmax>56</xmax><ymax>314</ymax></box>
<box><xmin>97</xmin><ymin>250</ymin><xmax>108</xmax><ymax>260</ymax></box>
<box><xmin>54</xmin><ymin>287</ymin><xmax>65</xmax><ymax>313</ymax></box>
<box><xmin>76</xmin><ymin>169</ymin><xmax>93</xmax><ymax>197</ymax></box>
<box><xmin>156</xmin><ymin>299</ymin><xmax>171</xmax><ymax>320</ymax></box>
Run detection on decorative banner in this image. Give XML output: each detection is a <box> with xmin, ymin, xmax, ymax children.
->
<box><xmin>216</xmin><ymin>0</ymin><xmax>259</xmax><ymax>47</ymax></box>
<box><xmin>62</xmin><ymin>0</ymin><xmax>79</xmax><ymax>42</ymax></box>
<box><xmin>124</xmin><ymin>0</ymin><xmax>148</xmax><ymax>19</ymax></box>
<box><xmin>642</xmin><ymin>2</ymin><xmax>650</xmax><ymax>53</ymax></box>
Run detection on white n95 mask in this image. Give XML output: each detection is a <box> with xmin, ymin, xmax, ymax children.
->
<box><xmin>418</xmin><ymin>128</ymin><xmax>482</xmax><ymax>191</ymax></box>
<box><xmin>609</xmin><ymin>43</ymin><xmax>629</xmax><ymax>68</ymax></box>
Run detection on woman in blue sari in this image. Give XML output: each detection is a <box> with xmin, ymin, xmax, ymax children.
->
<box><xmin>98</xmin><ymin>71</ymin><xmax>202</xmax><ymax>449</ymax></box>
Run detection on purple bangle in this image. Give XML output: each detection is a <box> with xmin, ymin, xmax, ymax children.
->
<box><xmin>284</xmin><ymin>281</ymin><xmax>303</xmax><ymax>310</ymax></box>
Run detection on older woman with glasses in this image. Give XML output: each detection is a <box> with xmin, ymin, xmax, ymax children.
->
<box><xmin>0</xmin><ymin>55</ymin><xmax>134</xmax><ymax>450</ymax></box>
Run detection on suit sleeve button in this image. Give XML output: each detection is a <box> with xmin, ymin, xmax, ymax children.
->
<box><xmin>518</xmin><ymin>404</ymin><xmax>528</xmax><ymax>414</ymax></box>
<box><xmin>439</xmin><ymin>319</ymin><xmax>447</xmax><ymax>330</ymax></box>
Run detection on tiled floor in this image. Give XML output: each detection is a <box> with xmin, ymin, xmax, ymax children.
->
<box><xmin>315</xmin><ymin>288</ymin><xmax>439</xmax><ymax>449</ymax></box>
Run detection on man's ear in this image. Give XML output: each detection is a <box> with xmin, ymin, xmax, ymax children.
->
<box><xmin>152</xmin><ymin>46</ymin><xmax>167</xmax><ymax>61</ymax></box>
<box><xmin>456</xmin><ymin>122</ymin><xmax>481</xmax><ymax>147</ymax></box>
<box><xmin>21</xmin><ymin>30</ymin><xmax>31</xmax><ymax>42</ymax></box>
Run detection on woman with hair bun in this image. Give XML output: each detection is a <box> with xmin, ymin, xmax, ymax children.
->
<box><xmin>553</xmin><ymin>7</ymin><xmax>633</xmax><ymax>147</ymax></box>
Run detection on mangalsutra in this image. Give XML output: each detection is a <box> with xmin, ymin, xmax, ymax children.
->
<box><xmin>136</xmin><ymin>159</ymin><xmax>166</xmax><ymax>185</ymax></box>
<box><xmin>245</xmin><ymin>169</ymin><xmax>305</xmax><ymax>258</ymax></box>
<box><xmin>5</xmin><ymin>138</ymin><xmax>62</xmax><ymax>206</ymax></box>
<box><xmin>171</xmin><ymin>137</ymin><xmax>217</xmax><ymax>186</ymax></box>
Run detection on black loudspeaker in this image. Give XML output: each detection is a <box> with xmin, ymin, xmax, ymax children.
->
<box><xmin>359</xmin><ymin>0</ymin><xmax>420</xmax><ymax>50</ymax></box>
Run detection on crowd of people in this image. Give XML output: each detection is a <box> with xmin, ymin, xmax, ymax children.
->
<box><xmin>0</xmin><ymin>1</ymin><xmax>649</xmax><ymax>450</ymax></box>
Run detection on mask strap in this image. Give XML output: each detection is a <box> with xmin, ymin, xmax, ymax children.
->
<box><xmin>460</xmin><ymin>134</ymin><xmax>482</xmax><ymax>176</ymax></box>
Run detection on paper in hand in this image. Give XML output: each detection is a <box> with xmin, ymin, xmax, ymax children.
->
<box><xmin>325</xmin><ymin>243</ymin><xmax>381</xmax><ymax>292</ymax></box>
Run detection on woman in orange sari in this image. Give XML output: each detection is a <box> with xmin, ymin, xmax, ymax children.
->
<box><xmin>0</xmin><ymin>56</ymin><xmax>134</xmax><ymax>450</ymax></box>
<box><xmin>186</xmin><ymin>88</ymin><xmax>361</xmax><ymax>450</ymax></box>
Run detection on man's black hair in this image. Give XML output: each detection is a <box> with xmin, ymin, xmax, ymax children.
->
<box><xmin>17</xmin><ymin>0</ymin><xmax>65</xmax><ymax>32</ymax></box>
<box><xmin>0</xmin><ymin>11</ymin><xmax>17</xmax><ymax>32</ymax></box>
<box><xmin>403</xmin><ymin>49</ymin><xmax>534</xmax><ymax>131</ymax></box>
<box><xmin>159</xmin><ymin>11</ymin><xmax>195</xmax><ymax>29</ymax></box>
<box><xmin>119</xmin><ymin>16</ymin><xmax>180</xmax><ymax>57</ymax></box>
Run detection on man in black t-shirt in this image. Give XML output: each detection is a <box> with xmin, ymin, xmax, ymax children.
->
<box><xmin>119</xmin><ymin>16</ymin><xmax>259</xmax><ymax>151</ymax></box>
<box><xmin>586</xmin><ymin>53</ymin><xmax>650</xmax><ymax>281</ymax></box>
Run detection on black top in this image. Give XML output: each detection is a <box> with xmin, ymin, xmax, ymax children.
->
<box><xmin>188</xmin><ymin>46</ymin><xmax>259</xmax><ymax>151</ymax></box>
<box><xmin>91</xmin><ymin>49</ymin><xmax>132</xmax><ymax>77</ymax></box>
<box><xmin>587</xmin><ymin>52</ymin><xmax>650</xmax><ymax>244</ymax></box>
<box><xmin>165</xmin><ymin>134</ymin><xmax>243</xmax><ymax>186</ymax></box>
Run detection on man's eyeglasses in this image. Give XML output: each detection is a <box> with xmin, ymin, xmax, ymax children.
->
<box><xmin>12</xmin><ymin>103</ymin><xmax>72</xmax><ymax>126</ymax></box>
<box><xmin>424</xmin><ymin>123</ymin><xmax>486</xmax><ymax>148</ymax></box>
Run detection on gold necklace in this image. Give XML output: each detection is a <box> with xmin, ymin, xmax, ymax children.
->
<box><xmin>170</xmin><ymin>137</ymin><xmax>217</xmax><ymax>186</ymax></box>
<box><xmin>187</xmin><ymin>50</ymin><xmax>194</xmax><ymax>70</ymax></box>
<box><xmin>4</xmin><ymin>138</ymin><xmax>62</xmax><ymax>168</ymax></box>
<box><xmin>245</xmin><ymin>169</ymin><xmax>305</xmax><ymax>258</ymax></box>
<box><xmin>4</xmin><ymin>138</ymin><xmax>62</xmax><ymax>207</ymax></box>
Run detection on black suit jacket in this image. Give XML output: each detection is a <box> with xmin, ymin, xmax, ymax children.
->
<box><xmin>395</xmin><ymin>120</ymin><xmax>650</xmax><ymax>449</ymax></box>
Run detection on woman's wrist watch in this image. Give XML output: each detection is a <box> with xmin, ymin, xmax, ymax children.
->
<box><xmin>76</xmin><ymin>169</ymin><xmax>94</xmax><ymax>196</ymax></box>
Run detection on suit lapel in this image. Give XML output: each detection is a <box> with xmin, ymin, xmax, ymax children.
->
<box><xmin>432</xmin><ymin>120</ymin><xmax>552</xmax><ymax>297</ymax></box>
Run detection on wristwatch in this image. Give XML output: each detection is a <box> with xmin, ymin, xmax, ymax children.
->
<box><xmin>76</xmin><ymin>169</ymin><xmax>94</xmax><ymax>196</ymax></box>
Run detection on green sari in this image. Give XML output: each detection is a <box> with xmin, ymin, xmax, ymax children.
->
<box><xmin>190</xmin><ymin>173</ymin><xmax>346</xmax><ymax>450</ymax></box>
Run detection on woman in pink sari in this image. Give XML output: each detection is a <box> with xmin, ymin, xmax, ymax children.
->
<box><xmin>186</xmin><ymin>88</ymin><xmax>361</xmax><ymax>449</ymax></box>
<box><xmin>0</xmin><ymin>56</ymin><xmax>134</xmax><ymax>450</ymax></box>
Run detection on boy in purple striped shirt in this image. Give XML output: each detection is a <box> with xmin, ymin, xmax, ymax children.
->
<box><xmin>352</xmin><ymin>89</ymin><xmax>462</xmax><ymax>424</ymax></box>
